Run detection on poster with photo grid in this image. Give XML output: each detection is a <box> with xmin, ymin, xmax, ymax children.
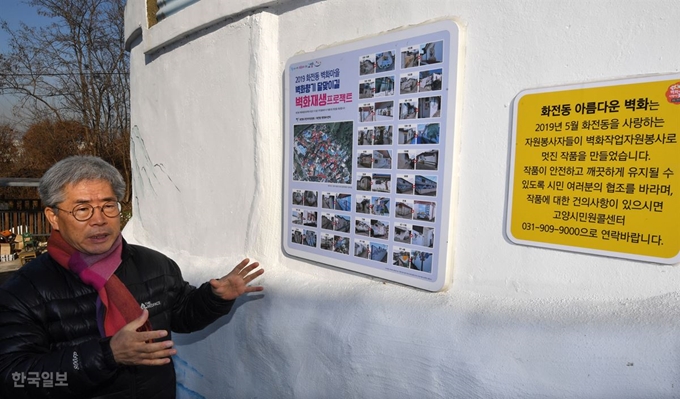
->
<box><xmin>283</xmin><ymin>20</ymin><xmax>461</xmax><ymax>291</ymax></box>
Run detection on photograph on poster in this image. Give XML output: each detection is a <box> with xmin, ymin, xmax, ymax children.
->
<box><xmin>354</xmin><ymin>239</ymin><xmax>369</xmax><ymax>258</ymax></box>
<box><xmin>394</xmin><ymin>224</ymin><xmax>412</xmax><ymax>244</ymax></box>
<box><xmin>418</xmin><ymin>96</ymin><xmax>441</xmax><ymax>118</ymax></box>
<box><xmin>399</xmin><ymin>99</ymin><xmax>418</xmax><ymax>119</ymax></box>
<box><xmin>415</xmin><ymin>175</ymin><xmax>437</xmax><ymax>196</ymax></box>
<box><xmin>357</xmin><ymin>174</ymin><xmax>372</xmax><ymax>191</ymax></box>
<box><xmin>396</xmin><ymin>176</ymin><xmax>415</xmax><ymax>194</ymax></box>
<box><xmin>371</xmin><ymin>196</ymin><xmax>390</xmax><ymax>217</ymax></box>
<box><xmin>413</xmin><ymin>225</ymin><xmax>435</xmax><ymax>248</ymax></box>
<box><xmin>375</xmin><ymin>76</ymin><xmax>395</xmax><ymax>97</ymax></box>
<box><xmin>411</xmin><ymin>250</ymin><xmax>433</xmax><ymax>272</ymax></box>
<box><xmin>335</xmin><ymin>193</ymin><xmax>352</xmax><ymax>211</ymax></box>
<box><xmin>321</xmin><ymin>212</ymin><xmax>334</xmax><ymax>230</ymax></box>
<box><xmin>303</xmin><ymin>229</ymin><xmax>317</xmax><ymax>247</ymax></box>
<box><xmin>415</xmin><ymin>150</ymin><xmax>439</xmax><ymax>170</ymax></box>
<box><xmin>334</xmin><ymin>235</ymin><xmax>350</xmax><ymax>254</ymax></box>
<box><xmin>356</xmin><ymin>195</ymin><xmax>371</xmax><ymax>214</ymax></box>
<box><xmin>356</xmin><ymin>218</ymin><xmax>371</xmax><ymax>236</ymax></box>
<box><xmin>335</xmin><ymin>214</ymin><xmax>351</xmax><ymax>232</ymax></box>
<box><xmin>375</xmin><ymin>101</ymin><xmax>394</xmax><ymax>120</ymax></box>
<box><xmin>291</xmin><ymin>228</ymin><xmax>303</xmax><ymax>244</ymax></box>
<box><xmin>400</xmin><ymin>72</ymin><xmax>418</xmax><ymax>95</ymax></box>
<box><xmin>359</xmin><ymin>79</ymin><xmax>375</xmax><ymax>99</ymax></box>
<box><xmin>398</xmin><ymin>125</ymin><xmax>417</xmax><ymax>144</ymax></box>
<box><xmin>370</xmin><ymin>242</ymin><xmax>388</xmax><ymax>263</ymax></box>
<box><xmin>359</xmin><ymin>104</ymin><xmax>375</xmax><ymax>122</ymax></box>
<box><xmin>357</xmin><ymin>150</ymin><xmax>372</xmax><ymax>168</ymax></box>
<box><xmin>414</xmin><ymin>200</ymin><xmax>436</xmax><ymax>222</ymax></box>
<box><xmin>304</xmin><ymin>190</ymin><xmax>318</xmax><ymax>206</ymax></box>
<box><xmin>372</xmin><ymin>173</ymin><xmax>391</xmax><ymax>193</ymax></box>
<box><xmin>397</xmin><ymin>150</ymin><xmax>415</xmax><ymax>169</ymax></box>
<box><xmin>375</xmin><ymin>51</ymin><xmax>395</xmax><ymax>73</ymax></box>
<box><xmin>358</xmin><ymin>126</ymin><xmax>374</xmax><ymax>145</ymax></box>
<box><xmin>373</xmin><ymin>150</ymin><xmax>392</xmax><ymax>169</ymax></box>
<box><xmin>292</xmin><ymin>208</ymin><xmax>303</xmax><ymax>224</ymax></box>
<box><xmin>419</xmin><ymin>68</ymin><xmax>443</xmax><ymax>92</ymax></box>
<box><xmin>359</xmin><ymin>54</ymin><xmax>375</xmax><ymax>75</ymax></box>
<box><xmin>373</xmin><ymin>125</ymin><xmax>393</xmax><ymax>145</ymax></box>
<box><xmin>420</xmin><ymin>41</ymin><xmax>443</xmax><ymax>65</ymax></box>
<box><xmin>416</xmin><ymin>123</ymin><xmax>440</xmax><ymax>144</ymax></box>
<box><xmin>303</xmin><ymin>210</ymin><xmax>317</xmax><ymax>227</ymax></box>
<box><xmin>401</xmin><ymin>46</ymin><xmax>419</xmax><ymax>69</ymax></box>
<box><xmin>293</xmin><ymin>122</ymin><xmax>353</xmax><ymax>184</ymax></box>
<box><xmin>320</xmin><ymin>233</ymin><xmax>334</xmax><ymax>251</ymax></box>
<box><xmin>292</xmin><ymin>189</ymin><xmax>303</xmax><ymax>205</ymax></box>
<box><xmin>393</xmin><ymin>247</ymin><xmax>411</xmax><ymax>267</ymax></box>
<box><xmin>395</xmin><ymin>199</ymin><xmax>414</xmax><ymax>220</ymax></box>
<box><xmin>371</xmin><ymin>219</ymin><xmax>390</xmax><ymax>240</ymax></box>
<box><xmin>322</xmin><ymin>192</ymin><xmax>335</xmax><ymax>209</ymax></box>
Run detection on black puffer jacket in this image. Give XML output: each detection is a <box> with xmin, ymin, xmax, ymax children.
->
<box><xmin>0</xmin><ymin>241</ymin><xmax>234</xmax><ymax>398</ymax></box>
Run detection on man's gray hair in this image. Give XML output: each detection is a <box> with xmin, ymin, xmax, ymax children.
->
<box><xmin>39</xmin><ymin>155</ymin><xmax>126</xmax><ymax>207</ymax></box>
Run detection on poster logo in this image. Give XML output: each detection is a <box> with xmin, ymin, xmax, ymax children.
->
<box><xmin>666</xmin><ymin>82</ymin><xmax>680</xmax><ymax>104</ymax></box>
<box><xmin>291</xmin><ymin>60</ymin><xmax>322</xmax><ymax>71</ymax></box>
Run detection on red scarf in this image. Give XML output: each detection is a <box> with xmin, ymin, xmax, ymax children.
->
<box><xmin>47</xmin><ymin>231</ymin><xmax>151</xmax><ymax>337</ymax></box>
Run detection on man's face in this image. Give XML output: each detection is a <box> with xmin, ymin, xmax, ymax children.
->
<box><xmin>45</xmin><ymin>179</ymin><xmax>121</xmax><ymax>255</ymax></box>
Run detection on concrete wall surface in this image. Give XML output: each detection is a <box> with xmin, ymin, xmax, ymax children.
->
<box><xmin>124</xmin><ymin>0</ymin><xmax>680</xmax><ymax>397</ymax></box>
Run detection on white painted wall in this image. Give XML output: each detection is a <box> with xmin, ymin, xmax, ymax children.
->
<box><xmin>124</xmin><ymin>0</ymin><xmax>680</xmax><ymax>397</ymax></box>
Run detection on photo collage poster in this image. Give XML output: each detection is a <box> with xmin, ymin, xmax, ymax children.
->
<box><xmin>284</xmin><ymin>21</ymin><xmax>460</xmax><ymax>291</ymax></box>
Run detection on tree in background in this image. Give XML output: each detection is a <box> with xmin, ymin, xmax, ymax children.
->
<box><xmin>19</xmin><ymin>119</ymin><xmax>86</xmax><ymax>176</ymax></box>
<box><xmin>0</xmin><ymin>120</ymin><xmax>86</xmax><ymax>200</ymax></box>
<box><xmin>0</xmin><ymin>0</ymin><xmax>131</xmax><ymax>203</ymax></box>
<box><xmin>0</xmin><ymin>123</ymin><xmax>31</xmax><ymax>200</ymax></box>
<box><xmin>0</xmin><ymin>123</ymin><xmax>18</xmax><ymax>170</ymax></box>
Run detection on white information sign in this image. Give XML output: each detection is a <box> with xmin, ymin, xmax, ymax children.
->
<box><xmin>283</xmin><ymin>21</ymin><xmax>461</xmax><ymax>291</ymax></box>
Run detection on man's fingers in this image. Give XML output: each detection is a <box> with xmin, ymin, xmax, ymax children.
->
<box><xmin>218</xmin><ymin>259</ymin><xmax>260</xmax><ymax>281</ymax></box>
<box><xmin>128</xmin><ymin>309</ymin><xmax>169</xmax><ymax>337</ymax></box>
<box><xmin>236</xmin><ymin>258</ymin><xmax>250</xmax><ymax>271</ymax></box>
<box><xmin>130</xmin><ymin>345</ymin><xmax>176</xmax><ymax>365</ymax></box>
<box><xmin>241</xmin><ymin>262</ymin><xmax>260</xmax><ymax>274</ymax></box>
<box><xmin>125</xmin><ymin>329</ymin><xmax>168</xmax><ymax>345</ymax></box>
<box><xmin>127</xmin><ymin>308</ymin><xmax>149</xmax><ymax>330</ymax></box>
<box><xmin>127</xmin><ymin>339</ymin><xmax>176</xmax><ymax>363</ymax></box>
<box><xmin>245</xmin><ymin>268</ymin><xmax>264</xmax><ymax>282</ymax></box>
<box><xmin>138</xmin><ymin>357</ymin><xmax>173</xmax><ymax>366</ymax></box>
<box><xmin>139</xmin><ymin>344</ymin><xmax>176</xmax><ymax>357</ymax></box>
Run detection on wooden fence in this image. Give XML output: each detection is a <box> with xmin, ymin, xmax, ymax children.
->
<box><xmin>0</xmin><ymin>199</ymin><xmax>51</xmax><ymax>237</ymax></box>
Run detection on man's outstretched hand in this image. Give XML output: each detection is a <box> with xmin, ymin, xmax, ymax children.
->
<box><xmin>209</xmin><ymin>258</ymin><xmax>264</xmax><ymax>301</ymax></box>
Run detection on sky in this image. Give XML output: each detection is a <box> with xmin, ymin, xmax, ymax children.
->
<box><xmin>0</xmin><ymin>0</ymin><xmax>54</xmax><ymax>52</ymax></box>
<box><xmin>0</xmin><ymin>0</ymin><xmax>54</xmax><ymax>124</ymax></box>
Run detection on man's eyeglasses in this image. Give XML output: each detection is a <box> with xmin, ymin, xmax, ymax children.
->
<box><xmin>53</xmin><ymin>202</ymin><xmax>122</xmax><ymax>222</ymax></box>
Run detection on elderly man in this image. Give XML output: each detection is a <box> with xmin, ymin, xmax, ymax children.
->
<box><xmin>0</xmin><ymin>155</ymin><xmax>264</xmax><ymax>398</ymax></box>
